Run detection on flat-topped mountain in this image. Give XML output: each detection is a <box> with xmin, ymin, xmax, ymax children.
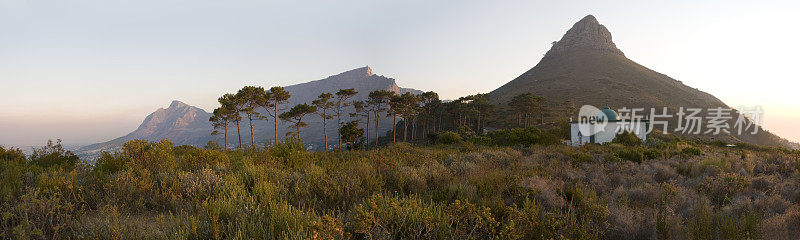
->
<box><xmin>77</xmin><ymin>66</ymin><xmax>422</xmax><ymax>157</ymax></box>
<box><xmin>278</xmin><ymin>66</ymin><xmax>421</xmax><ymax>147</ymax></box>
<box><xmin>490</xmin><ymin>15</ymin><xmax>789</xmax><ymax>147</ymax></box>
<box><xmin>285</xmin><ymin>66</ymin><xmax>421</xmax><ymax>106</ymax></box>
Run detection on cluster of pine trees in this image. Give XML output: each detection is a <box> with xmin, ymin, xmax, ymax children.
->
<box><xmin>209</xmin><ymin>85</ymin><xmax>564</xmax><ymax>151</ymax></box>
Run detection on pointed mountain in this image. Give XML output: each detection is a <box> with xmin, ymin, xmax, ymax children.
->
<box><xmin>76</xmin><ymin>100</ymin><xmax>213</xmax><ymax>157</ymax></box>
<box><xmin>490</xmin><ymin>15</ymin><xmax>788</xmax><ymax>147</ymax></box>
<box><xmin>544</xmin><ymin>15</ymin><xmax>624</xmax><ymax>60</ymax></box>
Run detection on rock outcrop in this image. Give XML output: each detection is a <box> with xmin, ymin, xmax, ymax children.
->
<box><xmin>543</xmin><ymin>15</ymin><xmax>624</xmax><ymax>60</ymax></box>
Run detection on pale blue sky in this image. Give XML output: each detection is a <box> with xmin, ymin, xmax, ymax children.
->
<box><xmin>1</xmin><ymin>0</ymin><xmax>799</xmax><ymax>146</ymax></box>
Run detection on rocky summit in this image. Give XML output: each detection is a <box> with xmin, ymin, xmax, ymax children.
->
<box><xmin>543</xmin><ymin>15</ymin><xmax>624</xmax><ymax>59</ymax></box>
<box><xmin>490</xmin><ymin>15</ymin><xmax>790</xmax><ymax>148</ymax></box>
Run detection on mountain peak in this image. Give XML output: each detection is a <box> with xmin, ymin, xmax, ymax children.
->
<box><xmin>336</xmin><ymin>66</ymin><xmax>373</xmax><ymax>78</ymax></box>
<box><xmin>578</xmin><ymin>15</ymin><xmax>599</xmax><ymax>25</ymax></box>
<box><xmin>544</xmin><ymin>15</ymin><xmax>624</xmax><ymax>59</ymax></box>
<box><xmin>169</xmin><ymin>100</ymin><xmax>189</xmax><ymax>109</ymax></box>
<box><xmin>364</xmin><ymin>66</ymin><xmax>373</xmax><ymax>76</ymax></box>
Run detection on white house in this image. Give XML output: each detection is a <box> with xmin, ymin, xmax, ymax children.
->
<box><xmin>569</xmin><ymin>106</ymin><xmax>649</xmax><ymax>145</ymax></box>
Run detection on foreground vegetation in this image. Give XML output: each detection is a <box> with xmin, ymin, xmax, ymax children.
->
<box><xmin>2</xmin><ymin>132</ymin><xmax>799</xmax><ymax>239</ymax></box>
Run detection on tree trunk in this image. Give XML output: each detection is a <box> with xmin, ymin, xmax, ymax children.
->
<box><xmin>236</xmin><ymin>121</ymin><xmax>242</xmax><ymax>149</ymax></box>
<box><xmin>322</xmin><ymin>109</ymin><xmax>328</xmax><ymax>151</ymax></box>
<box><xmin>365</xmin><ymin>114</ymin><xmax>370</xmax><ymax>150</ymax></box>
<box><xmin>374</xmin><ymin>111</ymin><xmax>380</xmax><ymax>148</ymax></box>
<box><xmin>476</xmin><ymin>114</ymin><xmax>480</xmax><ymax>133</ymax></box>
<box><xmin>223</xmin><ymin>125</ymin><xmax>228</xmax><ymax>150</ymax></box>
<box><xmin>296</xmin><ymin>125</ymin><xmax>301</xmax><ymax>141</ymax></box>
<box><xmin>423</xmin><ymin>118</ymin><xmax>428</xmax><ymax>138</ymax></box>
<box><xmin>273</xmin><ymin>108</ymin><xmax>279</xmax><ymax>145</ymax></box>
<box><xmin>403</xmin><ymin>118</ymin><xmax>408</xmax><ymax>142</ymax></box>
<box><xmin>337</xmin><ymin>110</ymin><xmax>342</xmax><ymax>150</ymax></box>
<box><xmin>249</xmin><ymin>115</ymin><xmax>255</xmax><ymax>147</ymax></box>
<box><xmin>523</xmin><ymin>113</ymin><xmax>528</xmax><ymax>128</ymax></box>
<box><xmin>436</xmin><ymin>113</ymin><xmax>440</xmax><ymax>133</ymax></box>
<box><xmin>412</xmin><ymin>117</ymin><xmax>417</xmax><ymax>140</ymax></box>
<box><xmin>392</xmin><ymin>115</ymin><xmax>397</xmax><ymax>143</ymax></box>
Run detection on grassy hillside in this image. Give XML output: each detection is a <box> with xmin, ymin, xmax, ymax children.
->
<box><xmin>1</xmin><ymin>133</ymin><xmax>799</xmax><ymax>239</ymax></box>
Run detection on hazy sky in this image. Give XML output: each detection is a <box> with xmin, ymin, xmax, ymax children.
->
<box><xmin>1</xmin><ymin>0</ymin><xmax>799</xmax><ymax>147</ymax></box>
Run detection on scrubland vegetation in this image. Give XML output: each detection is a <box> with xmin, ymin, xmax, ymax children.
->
<box><xmin>2</xmin><ymin>130</ymin><xmax>799</xmax><ymax>239</ymax></box>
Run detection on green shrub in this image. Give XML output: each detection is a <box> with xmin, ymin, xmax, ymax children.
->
<box><xmin>611</xmin><ymin>131</ymin><xmax>641</xmax><ymax>147</ymax></box>
<box><xmin>0</xmin><ymin>146</ymin><xmax>26</xmax><ymax>164</ymax></box>
<box><xmin>699</xmin><ymin>173</ymin><xmax>750</xmax><ymax>206</ymax></box>
<box><xmin>93</xmin><ymin>152</ymin><xmax>125</xmax><ymax>175</ymax></box>
<box><xmin>642</xmin><ymin>148</ymin><xmax>663</xmax><ymax>160</ymax></box>
<box><xmin>688</xmin><ymin>200</ymin><xmax>715</xmax><ymax>240</ymax></box>
<box><xmin>121</xmin><ymin>139</ymin><xmax>177</xmax><ymax>171</ymax></box>
<box><xmin>570</xmin><ymin>152</ymin><xmax>594</xmax><ymax>165</ymax></box>
<box><xmin>29</xmin><ymin>139</ymin><xmax>80</xmax><ymax>169</ymax></box>
<box><xmin>681</xmin><ymin>147</ymin><xmax>703</xmax><ymax>156</ymax></box>
<box><xmin>487</xmin><ymin>127</ymin><xmax>559</xmax><ymax>146</ymax></box>
<box><xmin>438</xmin><ymin>131</ymin><xmax>463</xmax><ymax>144</ymax></box>
<box><xmin>613</xmin><ymin>147</ymin><xmax>661</xmax><ymax>163</ymax></box>
<box><xmin>350</xmin><ymin>194</ymin><xmax>449</xmax><ymax>239</ymax></box>
<box><xmin>470</xmin><ymin>136</ymin><xmax>493</xmax><ymax>146</ymax></box>
<box><xmin>615</xmin><ymin>148</ymin><xmax>644</xmax><ymax>163</ymax></box>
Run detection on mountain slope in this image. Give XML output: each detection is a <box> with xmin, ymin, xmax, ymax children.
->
<box><xmin>77</xmin><ymin>100</ymin><xmax>213</xmax><ymax>157</ymax></box>
<box><xmin>490</xmin><ymin>15</ymin><xmax>788</xmax><ymax>147</ymax></box>
<box><xmin>264</xmin><ymin>66</ymin><xmax>422</xmax><ymax>148</ymax></box>
<box><xmin>285</xmin><ymin>66</ymin><xmax>420</xmax><ymax>106</ymax></box>
<box><xmin>78</xmin><ymin>66</ymin><xmax>422</xmax><ymax>157</ymax></box>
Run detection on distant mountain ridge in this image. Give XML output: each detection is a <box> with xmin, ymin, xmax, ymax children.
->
<box><xmin>77</xmin><ymin>66</ymin><xmax>422</xmax><ymax>157</ymax></box>
<box><xmin>76</xmin><ymin>100</ymin><xmax>213</xmax><ymax>157</ymax></box>
<box><xmin>490</xmin><ymin>15</ymin><xmax>791</xmax><ymax>148</ymax></box>
<box><xmin>285</xmin><ymin>66</ymin><xmax>421</xmax><ymax>106</ymax></box>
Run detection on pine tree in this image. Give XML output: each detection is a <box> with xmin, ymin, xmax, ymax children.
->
<box><xmin>260</xmin><ymin>87</ymin><xmax>291</xmax><ymax>145</ymax></box>
<box><xmin>218</xmin><ymin>93</ymin><xmax>243</xmax><ymax>148</ymax></box>
<box><xmin>312</xmin><ymin>93</ymin><xmax>334</xmax><ymax>150</ymax></box>
<box><xmin>279</xmin><ymin>103</ymin><xmax>317</xmax><ymax>141</ymax></box>
<box><xmin>368</xmin><ymin>90</ymin><xmax>393</xmax><ymax>148</ymax></box>
<box><xmin>236</xmin><ymin>86</ymin><xmax>266</xmax><ymax>148</ymax></box>
<box><xmin>209</xmin><ymin>106</ymin><xmax>233</xmax><ymax>149</ymax></box>
<box><xmin>334</xmin><ymin>88</ymin><xmax>358</xmax><ymax>150</ymax></box>
<box><xmin>508</xmin><ymin>93</ymin><xmax>544</xmax><ymax>127</ymax></box>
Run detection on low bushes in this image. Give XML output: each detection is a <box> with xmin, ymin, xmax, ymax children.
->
<box><xmin>613</xmin><ymin>147</ymin><xmax>662</xmax><ymax>163</ymax></box>
<box><xmin>485</xmin><ymin>127</ymin><xmax>559</xmax><ymax>146</ymax></box>
<box><xmin>682</xmin><ymin>147</ymin><xmax>703</xmax><ymax>156</ymax></box>
<box><xmin>612</xmin><ymin>131</ymin><xmax>642</xmax><ymax>147</ymax></box>
<box><xmin>0</xmin><ymin>138</ymin><xmax>797</xmax><ymax>239</ymax></box>
<box><xmin>437</xmin><ymin>131</ymin><xmax>463</xmax><ymax>144</ymax></box>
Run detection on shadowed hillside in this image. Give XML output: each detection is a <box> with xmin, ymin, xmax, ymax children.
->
<box><xmin>490</xmin><ymin>15</ymin><xmax>789</xmax><ymax>148</ymax></box>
